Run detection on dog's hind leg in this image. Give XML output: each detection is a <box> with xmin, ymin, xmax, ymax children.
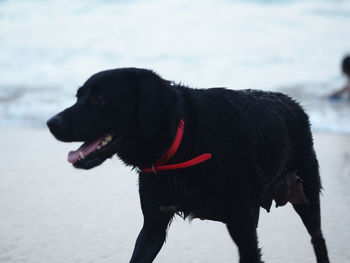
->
<box><xmin>292</xmin><ymin>152</ymin><xmax>330</xmax><ymax>263</ymax></box>
<box><xmin>226</xmin><ymin>208</ymin><xmax>263</xmax><ymax>263</ymax></box>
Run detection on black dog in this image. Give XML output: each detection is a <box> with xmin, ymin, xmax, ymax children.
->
<box><xmin>47</xmin><ymin>68</ymin><xmax>329</xmax><ymax>263</ymax></box>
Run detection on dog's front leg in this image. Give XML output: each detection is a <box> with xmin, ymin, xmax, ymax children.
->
<box><xmin>130</xmin><ymin>195</ymin><xmax>173</xmax><ymax>263</ymax></box>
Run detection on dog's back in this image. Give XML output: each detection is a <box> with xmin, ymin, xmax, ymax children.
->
<box><xmin>177</xmin><ymin>87</ymin><xmax>317</xmax><ymax>196</ymax></box>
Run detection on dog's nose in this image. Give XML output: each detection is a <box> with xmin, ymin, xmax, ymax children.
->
<box><xmin>47</xmin><ymin>115</ymin><xmax>63</xmax><ymax>133</ymax></box>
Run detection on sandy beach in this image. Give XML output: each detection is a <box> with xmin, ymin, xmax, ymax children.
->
<box><xmin>0</xmin><ymin>128</ymin><xmax>349</xmax><ymax>263</ymax></box>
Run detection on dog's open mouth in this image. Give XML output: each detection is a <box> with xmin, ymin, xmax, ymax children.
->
<box><xmin>68</xmin><ymin>133</ymin><xmax>119</xmax><ymax>169</ymax></box>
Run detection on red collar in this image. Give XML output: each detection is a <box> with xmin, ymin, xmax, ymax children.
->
<box><xmin>141</xmin><ymin>119</ymin><xmax>212</xmax><ymax>174</ymax></box>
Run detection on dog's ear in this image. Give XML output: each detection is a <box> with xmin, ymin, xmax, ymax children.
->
<box><xmin>137</xmin><ymin>71</ymin><xmax>178</xmax><ymax>140</ymax></box>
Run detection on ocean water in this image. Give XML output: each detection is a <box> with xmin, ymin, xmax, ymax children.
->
<box><xmin>0</xmin><ymin>0</ymin><xmax>349</xmax><ymax>132</ymax></box>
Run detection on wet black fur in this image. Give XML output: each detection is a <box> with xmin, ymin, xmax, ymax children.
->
<box><xmin>47</xmin><ymin>68</ymin><xmax>329</xmax><ymax>263</ymax></box>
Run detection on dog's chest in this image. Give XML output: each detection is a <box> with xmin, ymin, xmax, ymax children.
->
<box><xmin>139</xmin><ymin>173</ymin><xmax>229</xmax><ymax>222</ymax></box>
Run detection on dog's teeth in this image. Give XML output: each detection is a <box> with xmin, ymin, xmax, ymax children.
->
<box><xmin>101</xmin><ymin>141</ymin><xmax>108</xmax><ymax>146</ymax></box>
<box><xmin>79</xmin><ymin>152</ymin><xmax>85</xmax><ymax>159</ymax></box>
<box><xmin>105</xmin><ymin>134</ymin><xmax>112</xmax><ymax>141</ymax></box>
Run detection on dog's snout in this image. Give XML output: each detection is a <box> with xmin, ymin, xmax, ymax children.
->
<box><xmin>47</xmin><ymin>115</ymin><xmax>63</xmax><ymax>133</ymax></box>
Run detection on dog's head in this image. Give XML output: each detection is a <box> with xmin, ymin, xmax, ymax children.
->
<box><xmin>47</xmin><ymin>68</ymin><xmax>179</xmax><ymax>169</ymax></box>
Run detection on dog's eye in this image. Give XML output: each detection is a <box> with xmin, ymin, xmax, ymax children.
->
<box><xmin>92</xmin><ymin>93</ymin><xmax>106</xmax><ymax>105</ymax></box>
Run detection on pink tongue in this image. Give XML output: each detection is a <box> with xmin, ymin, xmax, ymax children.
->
<box><xmin>68</xmin><ymin>137</ymin><xmax>105</xmax><ymax>164</ymax></box>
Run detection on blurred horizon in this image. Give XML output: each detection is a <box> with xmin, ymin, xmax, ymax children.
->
<box><xmin>0</xmin><ymin>0</ymin><xmax>349</xmax><ymax>132</ymax></box>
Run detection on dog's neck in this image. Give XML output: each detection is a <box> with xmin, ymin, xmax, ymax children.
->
<box><xmin>116</xmin><ymin>86</ymin><xmax>187</xmax><ymax>169</ymax></box>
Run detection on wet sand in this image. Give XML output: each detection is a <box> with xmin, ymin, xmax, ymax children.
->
<box><xmin>0</xmin><ymin>128</ymin><xmax>349</xmax><ymax>263</ymax></box>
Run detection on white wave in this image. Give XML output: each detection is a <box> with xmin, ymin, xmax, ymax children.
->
<box><xmin>0</xmin><ymin>0</ymin><xmax>349</xmax><ymax>132</ymax></box>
